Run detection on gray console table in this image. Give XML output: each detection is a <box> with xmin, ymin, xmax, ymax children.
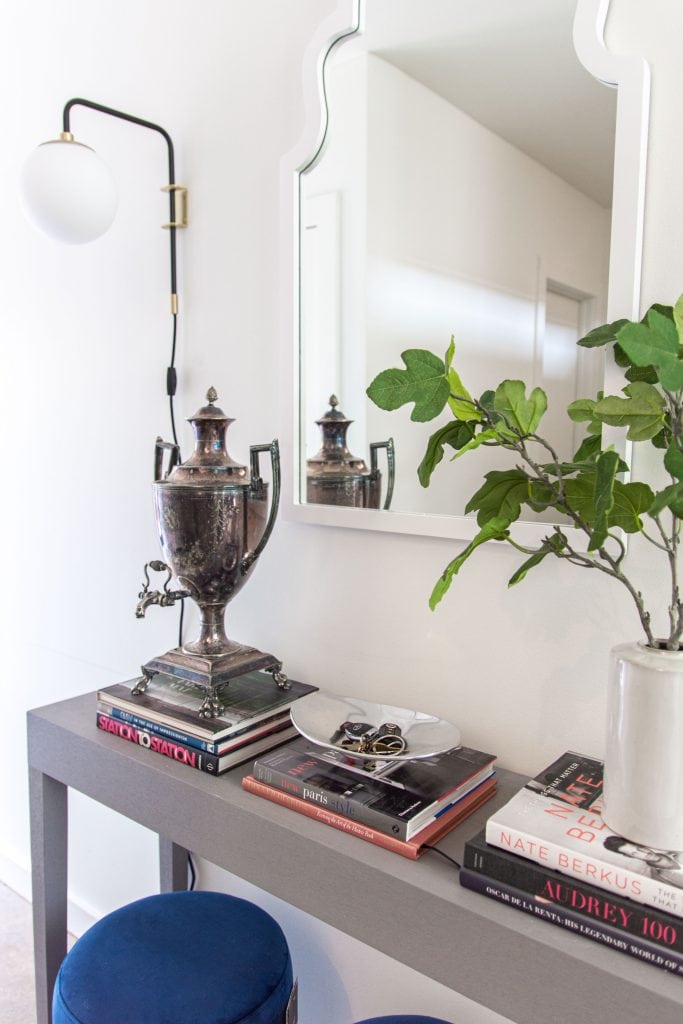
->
<box><xmin>28</xmin><ymin>692</ymin><xmax>682</xmax><ymax>1024</ymax></box>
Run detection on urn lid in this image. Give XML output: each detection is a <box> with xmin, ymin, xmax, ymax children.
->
<box><xmin>306</xmin><ymin>395</ymin><xmax>371</xmax><ymax>479</ymax></box>
<box><xmin>163</xmin><ymin>387</ymin><xmax>248</xmax><ymax>484</ymax></box>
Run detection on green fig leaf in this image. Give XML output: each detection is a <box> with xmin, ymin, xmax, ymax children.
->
<box><xmin>447</xmin><ymin>367</ymin><xmax>480</xmax><ymax>421</ymax></box>
<box><xmin>464</xmin><ymin>469</ymin><xmax>529</xmax><ymax>527</ymax></box>
<box><xmin>673</xmin><ymin>293</ymin><xmax>683</xmax><ymax>345</ymax></box>
<box><xmin>366</xmin><ymin>349</ymin><xmax>449</xmax><ymax>421</ymax></box>
<box><xmin>450</xmin><ymin>427</ymin><xmax>501</xmax><ymax>460</ymax></box>
<box><xmin>567</xmin><ymin>398</ymin><xmax>597</xmax><ymax>423</ymax></box>
<box><xmin>577</xmin><ymin>319</ymin><xmax>629</xmax><ymax>348</ymax></box>
<box><xmin>588</xmin><ymin>450</ymin><xmax>620</xmax><ymax>550</ymax></box>
<box><xmin>418</xmin><ymin>421</ymin><xmax>475</xmax><ymax>487</ymax></box>
<box><xmin>592</xmin><ymin>382</ymin><xmax>666</xmax><ymax>441</ymax></box>
<box><xmin>564</xmin><ymin>475</ymin><xmax>653</xmax><ymax>533</ymax></box>
<box><xmin>429</xmin><ymin>516</ymin><xmax>511</xmax><ymax>610</ymax></box>
<box><xmin>617</xmin><ymin>309</ymin><xmax>683</xmax><ymax>391</ymax></box>
<box><xmin>649</xmin><ymin>482</ymin><xmax>683</xmax><ymax>518</ymax></box>
<box><xmin>493</xmin><ymin>380</ymin><xmax>547</xmax><ymax>435</ymax></box>
<box><xmin>572</xmin><ymin>433</ymin><xmax>602</xmax><ymax>463</ymax></box>
<box><xmin>508</xmin><ymin>533</ymin><xmax>567</xmax><ymax>587</ymax></box>
<box><xmin>664</xmin><ymin>443</ymin><xmax>683</xmax><ymax>481</ymax></box>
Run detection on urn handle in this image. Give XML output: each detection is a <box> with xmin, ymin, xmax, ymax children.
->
<box><xmin>369</xmin><ymin>437</ymin><xmax>395</xmax><ymax>511</ymax></box>
<box><xmin>154</xmin><ymin>437</ymin><xmax>181</xmax><ymax>481</ymax></box>
<box><xmin>241</xmin><ymin>439</ymin><xmax>281</xmax><ymax>574</ymax></box>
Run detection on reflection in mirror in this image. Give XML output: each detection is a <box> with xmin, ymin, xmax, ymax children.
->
<box><xmin>306</xmin><ymin>394</ymin><xmax>395</xmax><ymax>509</ymax></box>
<box><xmin>298</xmin><ymin>0</ymin><xmax>618</xmax><ymax>524</ymax></box>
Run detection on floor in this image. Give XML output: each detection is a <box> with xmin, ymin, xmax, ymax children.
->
<box><xmin>1</xmin><ymin>881</ymin><xmax>37</xmax><ymax>1024</ymax></box>
<box><xmin>0</xmin><ymin>881</ymin><xmax>75</xmax><ymax>1024</ymax></box>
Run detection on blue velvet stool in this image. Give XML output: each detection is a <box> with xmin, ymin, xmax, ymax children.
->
<box><xmin>52</xmin><ymin>890</ymin><xmax>294</xmax><ymax>1024</ymax></box>
<box><xmin>354</xmin><ymin>1018</ymin><xmax>453</xmax><ymax>1024</ymax></box>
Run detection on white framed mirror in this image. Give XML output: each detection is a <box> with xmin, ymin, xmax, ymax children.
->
<box><xmin>280</xmin><ymin>0</ymin><xmax>649</xmax><ymax>543</ymax></box>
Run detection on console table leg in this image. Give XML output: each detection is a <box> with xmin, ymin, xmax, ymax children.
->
<box><xmin>29</xmin><ymin>767</ymin><xmax>68</xmax><ymax>1024</ymax></box>
<box><xmin>159</xmin><ymin>836</ymin><xmax>189</xmax><ymax>892</ymax></box>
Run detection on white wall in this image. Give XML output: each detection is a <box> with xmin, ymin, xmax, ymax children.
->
<box><xmin>0</xmin><ymin>1</ymin><xmax>680</xmax><ymax>1023</ymax></box>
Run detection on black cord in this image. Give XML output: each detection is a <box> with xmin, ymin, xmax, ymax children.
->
<box><xmin>177</xmin><ymin>596</ymin><xmax>185</xmax><ymax>649</ymax></box>
<box><xmin>423</xmin><ymin>845</ymin><xmax>462</xmax><ymax>871</ymax></box>
<box><xmin>168</xmin><ymin>312</ymin><xmax>179</xmax><ymax>448</ymax></box>
<box><xmin>188</xmin><ymin>852</ymin><xmax>196</xmax><ymax>891</ymax></box>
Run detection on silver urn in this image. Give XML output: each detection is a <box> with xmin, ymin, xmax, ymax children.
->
<box><xmin>134</xmin><ymin>387</ymin><xmax>286</xmax><ymax>717</ymax></box>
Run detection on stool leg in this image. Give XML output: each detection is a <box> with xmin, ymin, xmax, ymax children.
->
<box><xmin>29</xmin><ymin>767</ymin><xmax>68</xmax><ymax>1024</ymax></box>
<box><xmin>159</xmin><ymin>837</ymin><xmax>189</xmax><ymax>892</ymax></box>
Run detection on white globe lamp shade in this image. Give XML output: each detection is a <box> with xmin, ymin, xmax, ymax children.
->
<box><xmin>20</xmin><ymin>139</ymin><xmax>118</xmax><ymax>244</ymax></box>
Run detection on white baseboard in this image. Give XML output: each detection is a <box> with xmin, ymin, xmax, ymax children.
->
<box><xmin>0</xmin><ymin>846</ymin><xmax>97</xmax><ymax>938</ymax></box>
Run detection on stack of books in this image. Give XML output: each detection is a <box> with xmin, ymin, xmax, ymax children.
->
<box><xmin>242</xmin><ymin>735</ymin><xmax>497</xmax><ymax>859</ymax></box>
<box><xmin>460</xmin><ymin>751</ymin><xmax>683</xmax><ymax>976</ymax></box>
<box><xmin>96</xmin><ymin>672</ymin><xmax>318</xmax><ymax>775</ymax></box>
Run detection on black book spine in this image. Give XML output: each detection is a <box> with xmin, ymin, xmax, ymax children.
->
<box><xmin>97</xmin><ymin>713</ymin><xmax>219</xmax><ymax>774</ymax></box>
<box><xmin>464</xmin><ymin>834</ymin><xmax>683</xmax><ymax>953</ymax></box>
<box><xmin>251</xmin><ymin>758</ymin><xmax>412</xmax><ymax>840</ymax></box>
<box><xmin>459</xmin><ymin>868</ymin><xmax>683</xmax><ymax>976</ymax></box>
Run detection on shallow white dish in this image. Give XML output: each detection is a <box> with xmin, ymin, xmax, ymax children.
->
<box><xmin>290</xmin><ymin>691</ymin><xmax>461</xmax><ymax>761</ymax></box>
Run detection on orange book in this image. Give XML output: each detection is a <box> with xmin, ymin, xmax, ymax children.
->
<box><xmin>242</xmin><ymin>773</ymin><xmax>496</xmax><ymax>859</ymax></box>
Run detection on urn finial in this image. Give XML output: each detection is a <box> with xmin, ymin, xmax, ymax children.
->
<box><xmin>207</xmin><ymin>386</ymin><xmax>218</xmax><ymax>404</ymax></box>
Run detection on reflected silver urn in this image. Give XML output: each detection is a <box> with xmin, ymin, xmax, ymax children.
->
<box><xmin>306</xmin><ymin>395</ymin><xmax>395</xmax><ymax>510</ymax></box>
<box><xmin>134</xmin><ymin>387</ymin><xmax>286</xmax><ymax>717</ymax></box>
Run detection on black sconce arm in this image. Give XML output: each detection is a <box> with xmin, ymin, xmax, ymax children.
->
<box><xmin>61</xmin><ymin>97</ymin><xmax>187</xmax><ymax>446</ymax></box>
<box><xmin>62</xmin><ymin>97</ymin><xmax>187</xmax><ymax>314</ymax></box>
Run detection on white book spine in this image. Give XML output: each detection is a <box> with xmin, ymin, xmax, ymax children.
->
<box><xmin>485</xmin><ymin>817</ymin><xmax>683</xmax><ymax>918</ymax></box>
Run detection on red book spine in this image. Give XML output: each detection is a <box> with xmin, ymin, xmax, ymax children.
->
<box><xmin>96</xmin><ymin>712</ymin><xmax>217</xmax><ymax>773</ymax></box>
<box><xmin>242</xmin><ymin>773</ymin><xmax>495</xmax><ymax>859</ymax></box>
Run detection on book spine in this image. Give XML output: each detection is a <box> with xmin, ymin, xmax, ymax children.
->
<box><xmin>96</xmin><ymin>713</ymin><xmax>219</xmax><ymax>774</ymax></box>
<box><xmin>99</xmin><ymin>704</ymin><xmax>216</xmax><ymax>752</ymax></box>
<box><xmin>464</xmin><ymin>839</ymin><xmax>683</xmax><ymax>954</ymax></box>
<box><xmin>459</xmin><ymin>868</ymin><xmax>683</xmax><ymax>977</ymax></box>
<box><xmin>242</xmin><ymin>775</ymin><xmax>419</xmax><ymax>859</ymax></box>
<box><xmin>251</xmin><ymin>759</ymin><xmax>411</xmax><ymax>840</ymax></box>
<box><xmin>485</xmin><ymin>817</ymin><xmax>677</xmax><ymax>916</ymax></box>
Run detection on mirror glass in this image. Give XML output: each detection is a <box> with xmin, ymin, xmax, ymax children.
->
<box><xmin>298</xmin><ymin>0</ymin><xmax>617</xmax><ymax>522</ymax></box>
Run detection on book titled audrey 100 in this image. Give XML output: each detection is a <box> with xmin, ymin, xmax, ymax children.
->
<box><xmin>485</xmin><ymin>751</ymin><xmax>683</xmax><ymax>919</ymax></box>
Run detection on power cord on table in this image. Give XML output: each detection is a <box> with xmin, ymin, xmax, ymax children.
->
<box><xmin>423</xmin><ymin>845</ymin><xmax>462</xmax><ymax>871</ymax></box>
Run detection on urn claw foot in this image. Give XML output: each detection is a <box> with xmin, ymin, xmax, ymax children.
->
<box><xmin>198</xmin><ymin>691</ymin><xmax>226</xmax><ymax>719</ymax></box>
<box><xmin>132</xmin><ymin>667</ymin><xmax>156</xmax><ymax>695</ymax></box>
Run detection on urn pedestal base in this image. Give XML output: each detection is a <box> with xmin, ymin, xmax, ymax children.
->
<box><xmin>133</xmin><ymin>644</ymin><xmax>289</xmax><ymax>718</ymax></box>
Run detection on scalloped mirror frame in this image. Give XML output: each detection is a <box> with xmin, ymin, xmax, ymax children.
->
<box><xmin>280</xmin><ymin>0</ymin><xmax>650</xmax><ymax>544</ymax></box>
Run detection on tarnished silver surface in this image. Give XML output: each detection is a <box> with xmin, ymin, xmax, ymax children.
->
<box><xmin>290</xmin><ymin>692</ymin><xmax>461</xmax><ymax>762</ymax></box>
<box><xmin>136</xmin><ymin>388</ymin><xmax>285</xmax><ymax>715</ymax></box>
<box><xmin>306</xmin><ymin>396</ymin><xmax>394</xmax><ymax>510</ymax></box>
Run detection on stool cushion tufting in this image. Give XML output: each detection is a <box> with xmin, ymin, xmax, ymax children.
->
<box><xmin>52</xmin><ymin>890</ymin><xmax>293</xmax><ymax>1024</ymax></box>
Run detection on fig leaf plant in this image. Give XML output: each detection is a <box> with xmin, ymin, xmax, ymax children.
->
<box><xmin>366</xmin><ymin>298</ymin><xmax>683</xmax><ymax>650</ymax></box>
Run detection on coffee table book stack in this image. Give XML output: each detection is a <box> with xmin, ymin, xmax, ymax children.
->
<box><xmin>461</xmin><ymin>751</ymin><xmax>683</xmax><ymax>976</ymax></box>
<box><xmin>242</xmin><ymin>736</ymin><xmax>497</xmax><ymax>859</ymax></box>
<box><xmin>96</xmin><ymin>672</ymin><xmax>318</xmax><ymax>775</ymax></box>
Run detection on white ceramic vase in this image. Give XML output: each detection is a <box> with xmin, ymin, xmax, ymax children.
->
<box><xmin>602</xmin><ymin>642</ymin><xmax>683</xmax><ymax>851</ymax></box>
